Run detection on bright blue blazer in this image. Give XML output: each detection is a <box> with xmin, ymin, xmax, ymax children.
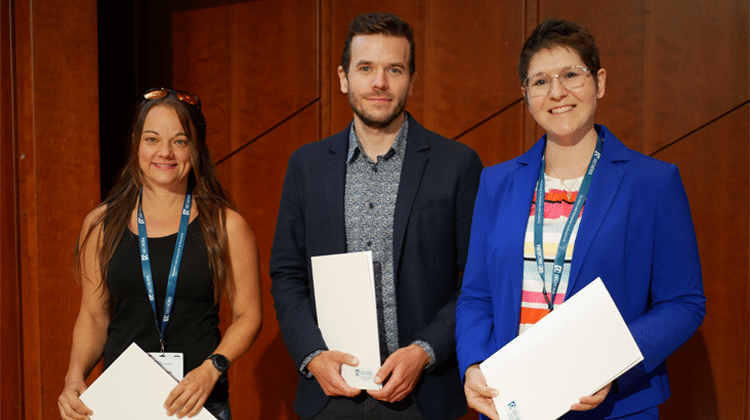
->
<box><xmin>456</xmin><ymin>125</ymin><xmax>706</xmax><ymax>419</ymax></box>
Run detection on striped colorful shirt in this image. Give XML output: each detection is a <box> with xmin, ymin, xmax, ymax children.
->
<box><xmin>519</xmin><ymin>174</ymin><xmax>585</xmax><ymax>335</ymax></box>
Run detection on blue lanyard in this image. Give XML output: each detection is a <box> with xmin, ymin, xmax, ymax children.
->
<box><xmin>534</xmin><ymin>137</ymin><xmax>602</xmax><ymax>311</ymax></box>
<box><xmin>137</xmin><ymin>188</ymin><xmax>192</xmax><ymax>352</ymax></box>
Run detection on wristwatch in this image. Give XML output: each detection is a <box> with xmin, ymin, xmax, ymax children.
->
<box><xmin>206</xmin><ymin>354</ymin><xmax>230</xmax><ymax>373</ymax></box>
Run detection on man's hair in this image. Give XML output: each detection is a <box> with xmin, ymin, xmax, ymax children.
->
<box><xmin>341</xmin><ymin>12</ymin><xmax>416</xmax><ymax>76</ymax></box>
<box><xmin>519</xmin><ymin>17</ymin><xmax>600</xmax><ymax>87</ymax></box>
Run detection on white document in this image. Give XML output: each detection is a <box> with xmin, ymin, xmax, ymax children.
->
<box><xmin>80</xmin><ymin>342</ymin><xmax>216</xmax><ymax>420</ymax></box>
<box><xmin>311</xmin><ymin>251</ymin><xmax>382</xmax><ymax>390</ymax></box>
<box><xmin>480</xmin><ymin>278</ymin><xmax>643</xmax><ymax>420</ymax></box>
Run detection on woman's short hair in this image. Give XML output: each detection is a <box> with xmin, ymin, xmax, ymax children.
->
<box><xmin>519</xmin><ymin>17</ymin><xmax>600</xmax><ymax>87</ymax></box>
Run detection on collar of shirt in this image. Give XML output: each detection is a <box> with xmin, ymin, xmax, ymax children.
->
<box><xmin>346</xmin><ymin>115</ymin><xmax>409</xmax><ymax>165</ymax></box>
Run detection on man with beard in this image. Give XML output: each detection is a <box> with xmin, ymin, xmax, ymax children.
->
<box><xmin>270</xmin><ymin>12</ymin><xmax>483</xmax><ymax>420</ymax></box>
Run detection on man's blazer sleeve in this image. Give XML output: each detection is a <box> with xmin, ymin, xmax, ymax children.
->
<box><xmin>270</xmin><ymin>152</ymin><xmax>328</xmax><ymax>368</ymax></box>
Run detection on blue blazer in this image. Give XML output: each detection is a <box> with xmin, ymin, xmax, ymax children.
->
<box><xmin>456</xmin><ymin>125</ymin><xmax>705</xmax><ymax>419</ymax></box>
<box><xmin>270</xmin><ymin>114</ymin><xmax>483</xmax><ymax>419</ymax></box>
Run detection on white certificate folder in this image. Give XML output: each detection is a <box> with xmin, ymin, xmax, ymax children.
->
<box><xmin>480</xmin><ymin>278</ymin><xmax>644</xmax><ymax>420</ymax></box>
<box><xmin>311</xmin><ymin>251</ymin><xmax>382</xmax><ymax>390</ymax></box>
<box><xmin>79</xmin><ymin>342</ymin><xmax>216</xmax><ymax>419</ymax></box>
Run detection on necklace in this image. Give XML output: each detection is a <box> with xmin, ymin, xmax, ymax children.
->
<box><xmin>546</xmin><ymin>162</ymin><xmax>584</xmax><ymax>200</ymax></box>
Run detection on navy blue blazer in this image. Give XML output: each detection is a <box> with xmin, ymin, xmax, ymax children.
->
<box><xmin>270</xmin><ymin>114</ymin><xmax>483</xmax><ymax>419</ymax></box>
<box><xmin>456</xmin><ymin>125</ymin><xmax>706</xmax><ymax>419</ymax></box>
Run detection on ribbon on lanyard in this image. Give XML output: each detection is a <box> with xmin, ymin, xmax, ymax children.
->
<box><xmin>534</xmin><ymin>137</ymin><xmax>602</xmax><ymax>311</ymax></box>
<box><xmin>137</xmin><ymin>188</ymin><xmax>193</xmax><ymax>353</ymax></box>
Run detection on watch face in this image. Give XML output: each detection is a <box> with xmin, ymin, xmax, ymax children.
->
<box><xmin>211</xmin><ymin>354</ymin><xmax>229</xmax><ymax>370</ymax></box>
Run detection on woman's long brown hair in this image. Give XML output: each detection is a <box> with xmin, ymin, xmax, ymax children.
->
<box><xmin>74</xmin><ymin>92</ymin><xmax>236</xmax><ymax>304</ymax></box>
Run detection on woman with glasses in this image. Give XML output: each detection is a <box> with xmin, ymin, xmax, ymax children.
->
<box><xmin>58</xmin><ymin>89</ymin><xmax>262</xmax><ymax>420</ymax></box>
<box><xmin>455</xmin><ymin>18</ymin><xmax>705</xmax><ymax>420</ymax></box>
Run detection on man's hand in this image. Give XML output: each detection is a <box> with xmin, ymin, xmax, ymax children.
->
<box><xmin>307</xmin><ymin>351</ymin><xmax>362</xmax><ymax>397</ymax></box>
<box><xmin>464</xmin><ymin>364</ymin><xmax>500</xmax><ymax>420</ymax></box>
<box><xmin>571</xmin><ymin>382</ymin><xmax>612</xmax><ymax>411</ymax></box>
<box><xmin>367</xmin><ymin>344</ymin><xmax>430</xmax><ymax>403</ymax></box>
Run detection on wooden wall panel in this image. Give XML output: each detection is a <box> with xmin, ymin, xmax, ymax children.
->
<box><xmin>172</xmin><ymin>0</ymin><xmax>319</xmax><ymax>162</ymax></box>
<box><xmin>12</xmin><ymin>0</ymin><xmax>101</xmax><ymax>419</ymax></box>
<box><xmin>219</xmin><ymin>104</ymin><xmax>320</xmax><ymax>419</ymax></box>
<box><xmin>172</xmin><ymin>6</ymin><xmax>233</xmax><ymax>160</ymax></box>
<box><xmin>643</xmin><ymin>0</ymin><xmax>749</xmax><ymax>154</ymax></box>
<box><xmin>457</xmin><ymin>101</ymin><xmax>526</xmax><ymax>168</ymax></box>
<box><xmin>422</xmin><ymin>0</ymin><xmax>525</xmax><ymax>140</ymax></box>
<box><xmin>13</xmin><ymin>2</ymin><xmax>42</xmax><ymax>416</ymax></box>
<box><xmin>0</xmin><ymin>0</ymin><xmax>23</xmax><ymax>418</ymax></box>
<box><xmin>656</xmin><ymin>106</ymin><xmax>749</xmax><ymax>420</ymax></box>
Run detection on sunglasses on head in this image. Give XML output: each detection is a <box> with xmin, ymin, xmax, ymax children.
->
<box><xmin>143</xmin><ymin>87</ymin><xmax>201</xmax><ymax>111</ymax></box>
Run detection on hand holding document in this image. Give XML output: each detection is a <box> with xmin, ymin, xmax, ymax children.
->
<box><xmin>311</xmin><ymin>251</ymin><xmax>382</xmax><ymax>390</ymax></box>
<box><xmin>480</xmin><ymin>278</ymin><xmax>643</xmax><ymax>420</ymax></box>
<box><xmin>79</xmin><ymin>342</ymin><xmax>216</xmax><ymax>419</ymax></box>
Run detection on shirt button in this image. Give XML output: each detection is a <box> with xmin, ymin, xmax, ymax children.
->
<box><xmin>369</xmin><ymin>203</ymin><xmax>374</xmax><ymax>209</ymax></box>
<box><xmin>372</xmin><ymin>166</ymin><xmax>378</xmax><ymax>173</ymax></box>
<box><xmin>367</xmin><ymin>241</ymin><xmax>372</xmax><ymax>247</ymax></box>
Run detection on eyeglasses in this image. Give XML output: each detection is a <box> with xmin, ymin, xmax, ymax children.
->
<box><xmin>524</xmin><ymin>66</ymin><xmax>590</xmax><ymax>98</ymax></box>
<box><xmin>143</xmin><ymin>87</ymin><xmax>201</xmax><ymax>110</ymax></box>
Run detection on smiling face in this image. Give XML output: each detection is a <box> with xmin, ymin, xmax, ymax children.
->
<box><xmin>524</xmin><ymin>46</ymin><xmax>606</xmax><ymax>146</ymax></box>
<box><xmin>138</xmin><ymin>105</ymin><xmax>193</xmax><ymax>191</ymax></box>
<box><xmin>338</xmin><ymin>34</ymin><xmax>415</xmax><ymax>131</ymax></box>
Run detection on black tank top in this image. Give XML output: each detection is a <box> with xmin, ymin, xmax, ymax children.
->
<box><xmin>104</xmin><ymin>217</ymin><xmax>228</xmax><ymax>402</ymax></box>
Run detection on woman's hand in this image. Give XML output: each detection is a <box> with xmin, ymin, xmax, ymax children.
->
<box><xmin>164</xmin><ymin>361</ymin><xmax>221</xmax><ymax>418</ymax></box>
<box><xmin>464</xmin><ymin>364</ymin><xmax>501</xmax><ymax>420</ymax></box>
<box><xmin>571</xmin><ymin>381</ymin><xmax>612</xmax><ymax>411</ymax></box>
<box><xmin>58</xmin><ymin>379</ymin><xmax>92</xmax><ymax>420</ymax></box>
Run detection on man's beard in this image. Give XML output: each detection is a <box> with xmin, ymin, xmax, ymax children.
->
<box><xmin>349</xmin><ymin>91</ymin><xmax>408</xmax><ymax>129</ymax></box>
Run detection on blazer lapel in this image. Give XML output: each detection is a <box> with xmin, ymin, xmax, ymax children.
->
<box><xmin>392</xmin><ymin>116</ymin><xmax>429</xmax><ymax>279</ymax></box>
<box><xmin>325</xmin><ymin>127</ymin><xmax>350</xmax><ymax>253</ymax></box>
<box><xmin>508</xmin><ymin>140</ymin><xmax>546</xmax><ymax>319</ymax></box>
<box><xmin>567</xmin><ymin>130</ymin><xmax>629</xmax><ymax>294</ymax></box>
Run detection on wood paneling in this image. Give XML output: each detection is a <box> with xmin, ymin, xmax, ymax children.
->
<box><xmin>1</xmin><ymin>0</ymin><xmax>23</xmax><ymax>418</ymax></box>
<box><xmin>422</xmin><ymin>0</ymin><xmax>525</xmax><ymax>140</ymax></box>
<box><xmin>656</xmin><ymin>105</ymin><xmax>749</xmax><ymax>420</ymax></box>
<box><xmin>643</xmin><ymin>1</ymin><xmax>749</xmax><ymax>154</ymax></box>
<box><xmin>219</xmin><ymin>104</ymin><xmax>320</xmax><ymax>418</ymax></box>
<box><xmin>12</xmin><ymin>0</ymin><xmax>101</xmax><ymax>419</ymax></box>
<box><xmin>172</xmin><ymin>0</ymin><xmax>319</xmax><ymax>163</ymax></box>
<box><xmin>456</xmin><ymin>101</ymin><xmax>526</xmax><ymax>168</ymax></box>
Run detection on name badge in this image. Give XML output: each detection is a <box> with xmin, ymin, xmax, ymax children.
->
<box><xmin>149</xmin><ymin>352</ymin><xmax>184</xmax><ymax>380</ymax></box>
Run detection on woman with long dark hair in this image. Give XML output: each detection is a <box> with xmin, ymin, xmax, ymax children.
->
<box><xmin>58</xmin><ymin>88</ymin><xmax>262</xmax><ymax>420</ymax></box>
